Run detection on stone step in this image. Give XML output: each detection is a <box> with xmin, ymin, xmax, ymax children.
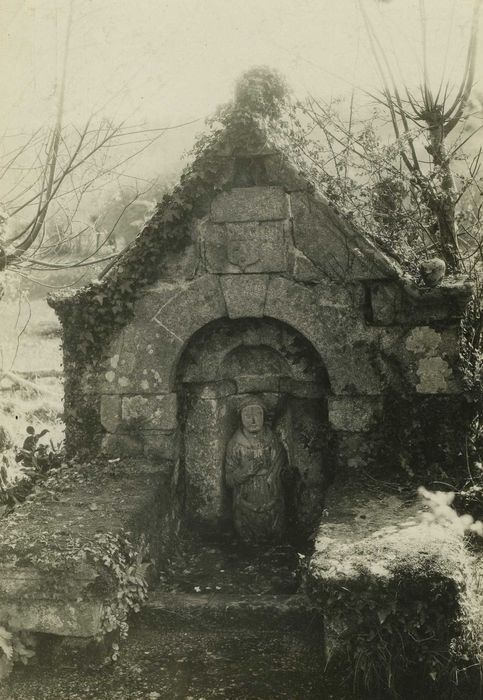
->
<box><xmin>4</xmin><ymin>616</ymin><xmax>328</xmax><ymax>699</ymax></box>
<box><xmin>140</xmin><ymin>590</ymin><xmax>322</xmax><ymax>631</ymax></box>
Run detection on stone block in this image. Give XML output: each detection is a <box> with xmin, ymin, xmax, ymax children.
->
<box><xmin>151</xmin><ymin>275</ymin><xmax>227</xmax><ymax>347</ymax></box>
<box><xmin>184</xmin><ymin>396</ymin><xmax>231</xmax><ymax>524</ymax></box>
<box><xmin>101</xmin><ymin>277</ymin><xmax>227</xmax><ymax>396</ymax></box>
<box><xmin>142</xmin><ymin>430</ymin><xmax>179</xmax><ymax>462</ymax></box>
<box><xmin>203</xmin><ymin>221</ymin><xmax>289</xmax><ymax>274</ymax></box>
<box><xmin>308</xmin><ymin>482</ymin><xmax>475</xmax><ymax>690</ymax></box>
<box><xmin>100</xmin><ymin>395</ymin><xmax>121</xmax><ymax>433</ymax></box>
<box><xmin>211</xmin><ymin>186</ymin><xmax>289</xmax><ymax>222</ymax></box>
<box><xmin>122</xmin><ymin>394</ymin><xmax>178</xmax><ymax>431</ymax></box>
<box><xmin>265</xmin><ymin>276</ymin><xmax>386</xmax><ymax>395</ymax></box>
<box><xmin>101</xmin><ymin>433</ymin><xmax>143</xmax><ymax>458</ymax></box>
<box><xmin>0</xmin><ymin>566</ymin><xmax>98</xmax><ymax>600</ymax></box>
<box><xmin>220</xmin><ymin>274</ymin><xmax>268</xmax><ymax>318</ymax></box>
<box><xmin>292</xmin><ymin>250</ymin><xmax>325</xmax><ymax>283</ymax></box>
<box><xmin>0</xmin><ymin>601</ymin><xmax>104</xmax><ymax>637</ymax></box>
<box><xmin>290</xmin><ymin>191</ymin><xmax>397</xmax><ymax>281</ymax></box>
<box><xmin>369</xmin><ymin>278</ymin><xmax>474</xmax><ymax>326</ymax></box>
<box><xmin>328</xmin><ymin>396</ymin><xmax>382</xmax><ymax>432</ymax></box>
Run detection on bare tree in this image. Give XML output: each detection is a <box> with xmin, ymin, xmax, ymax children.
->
<box><xmin>283</xmin><ymin>0</ymin><xmax>482</xmax><ymax>276</ymax></box>
<box><xmin>359</xmin><ymin>0</ymin><xmax>482</xmax><ymax>272</ymax></box>
<box><xmin>0</xmin><ymin>0</ymin><xmax>195</xmax><ymax>286</ymax></box>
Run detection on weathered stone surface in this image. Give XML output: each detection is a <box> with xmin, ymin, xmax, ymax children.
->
<box><xmin>101</xmin><ymin>433</ymin><xmax>143</xmax><ymax>457</ymax></box>
<box><xmin>369</xmin><ymin>278</ymin><xmax>474</xmax><ymax>325</ymax></box>
<box><xmin>151</xmin><ymin>275</ymin><xmax>226</xmax><ymax>347</ymax></box>
<box><xmin>292</xmin><ymin>250</ymin><xmax>325</xmax><ymax>283</ymax></box>
<box><xmin>264</xmin><ymin>276</ymin><xmax>385</xmax><ymax>395</ymax></box>
<box><xmin>0</xmin><ymin>566</ymin><xmax>98</xmax><ymax>599</ymax></box>
<box><xmin>328</xmin><ymin>396</ymin><xmax>382</xmax><ymax>432</ymax></box>
<box><xmin>142</xmin><ymin>430</ymin><xmax>179</xmax><ymax>462</ymax></box>
<box><xmin>211</xmin><ymin>186</ymin><xmax>289</xmax><ymax>222</ymax></box>
<box><xmin>100</xmin><ymin>394</ymin><xmax>122</xmax><ymax>433</ymax></box>
<box><xmin>414</xmin><ymin>357</ymin><xmax>453</xmax><ymax>393</ymax></box>
<box><xmin>404</xmin><ymin>326</ymin><xmax>457</xmax><ymax>394</ymax></box>
<box><xmin>0</xmin><ymin>601</ymin><xmax>104</xmax><ymax>637</ymax></box>
<box><xmin>290</xmin><ymin>191</ymin><xmax>398</xmax><ymax>281</ymax></box>
<box><xmin>0</xmin><ymin>461</ymin><xmax>178</xmax><ymax>651</ymax></box>
<box><xmin>100</xmin><ymin>277</ymin><xmax>227</xmax><ymax>396</ymax></box>
<box><xmin>308</xmin><ymin>481</ymin><xmax>476</xmax><ymax>691</ymax></box>
<box><xmin>279</xmin><ymin>378</ymin><xmax>325</xmax><ymax>399</ymax></box>
<box><xmin>235</xmin><ymin>375</ymin><xmax>280</xmax><ymax>394</ymax></box>
<box><xmin>220</xmin><ymin>274</ymin><xmax>268</xmax><ymax>318</ymax></box>
<box><xmin>183</xmin><ymin>396</ymin><xmax>231</xmax><ymax>525</ymax></box>
<box><xmin>122</xmin><ymin>394</ymin><xmax>178</xmax><ymax>431</ymax></box>
<box><xmin>184</xmin><ymin>381</ymin><xmax>237</xmax><ymax>399</ymax></box>
<box><xmin>202</xmin><ymin>221</ymin><xmax>289</xmax><ymax>274</ymax></box>
<box><xmin>405</xmin><ymin>326</ymin><xmax>441</xmax><ymax>355</ymax></box>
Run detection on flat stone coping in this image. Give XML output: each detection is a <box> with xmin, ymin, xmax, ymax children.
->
<box><xmin>0</xmin><ymin>458</ymin><xmax>172</xmax><ymax>637</ymax></box>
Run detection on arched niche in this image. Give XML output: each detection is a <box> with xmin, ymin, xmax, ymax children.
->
<box><xmin>175</xmin><ymin>316</ymin><xmax>336</xmax><ymax>543</ymax></box>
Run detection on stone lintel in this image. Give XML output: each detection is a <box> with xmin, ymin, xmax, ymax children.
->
<box><xmin>211</xmin><ymin>186</ymin><xmax>289</xmax><ymax>222</ymax></box>
<box><xmin>183</xmin><ymin>381</ymin><xmax>238</xmax><ymax>399</ymax></box>
<box><xmin>279</xmin><ymin>378</ymin><xmax>325</xmax><ymax>399</ymax></box>
<box><xmin>235</xmin><ymin>375</ymin><xmax>280</xmax><ymax>394</ymax></box>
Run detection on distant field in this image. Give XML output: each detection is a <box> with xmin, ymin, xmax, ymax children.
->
<box><xmin>1</xmin><ymin>298</ymin><xmax>62</xmax><ymax>373</ymax></box>
<box><xmin>0</xmin><ymin>297</ymin><xmax>64</xmax><ymax>456</ymax></box>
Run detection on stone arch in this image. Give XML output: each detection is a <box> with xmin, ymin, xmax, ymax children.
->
<box><xmin>175</xmin><ymin>316</ymin><xmax>335</xmax><ymax>541</ymax></box>
<box><xmin>101</xmin><ymin>273</ymin><xmax>367</xmax><ymax>400</ymax></box>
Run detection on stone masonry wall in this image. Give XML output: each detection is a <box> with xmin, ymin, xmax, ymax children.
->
<box><xmin>60</xmin><ymin>178</ymin><xmax>473</xmax><ymax>483</ymax></box>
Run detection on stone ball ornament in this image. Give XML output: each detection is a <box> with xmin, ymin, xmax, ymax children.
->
<box><xmin>420</xmin><ymin>257</ymin><xmax>446</xmax><ymax>287</ymax></box>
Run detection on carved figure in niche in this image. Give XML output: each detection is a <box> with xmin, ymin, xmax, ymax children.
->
<box><xmin>225</xmin><ymin>396</ymin><xmax>287</xmax><ymax>544</ymax></box>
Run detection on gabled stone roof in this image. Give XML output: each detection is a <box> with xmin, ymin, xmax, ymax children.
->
<box><xmin>49</xmin><ymin>89</ymin><xmax>402</xmax><ymax>318</ymax></box>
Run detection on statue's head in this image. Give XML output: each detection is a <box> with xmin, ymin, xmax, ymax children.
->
<box><xmin>239</xmin><ymin>396</ymin><xmax>265</xmax><ymax>434</ymax></box>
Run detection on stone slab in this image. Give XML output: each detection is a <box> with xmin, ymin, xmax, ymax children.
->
<box><xmin>220</xmin><ymin>274</ymin><xmax>268</xmax><ymax>318</ymax></box>
<box><xmin>290</xmin><ymin>191</ymin><xmax>398</xmax><ymax>281</ymax></box>
<box><xmin>211</xmin><ymin>186</ymin><xmax>289</xmax><ymax>222</ymax></box>
<box><xmin>0</xmin><ymin>601</ymin><xmax>104</xmax><ymax>637</ymax></box>
<box><xmin>184</xmin><ymin>396</ymin><xmax>230</xmax><ymax>524</ymax></box>
<box><xmin>203</xmin><ymin>221</ymin><xmax>288</xmax><ymax>273</ymax></box>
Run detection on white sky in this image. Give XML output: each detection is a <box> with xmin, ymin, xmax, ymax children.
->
<box><xmin>0</xmin><ymin>0</ymin><xmax>481</xmax><ymax>170</ymax></box>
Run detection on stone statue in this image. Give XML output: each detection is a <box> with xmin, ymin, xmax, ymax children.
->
<box><xmin>225</xmin><ymin>396</ymin><xmax>287</xmax><ymax>544</ymax></box>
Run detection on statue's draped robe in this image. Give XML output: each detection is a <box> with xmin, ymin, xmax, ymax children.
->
<box><xmin>225</xmin><ymin>427</ymin><xmax>287</xmax><ymax>543</ymax></box>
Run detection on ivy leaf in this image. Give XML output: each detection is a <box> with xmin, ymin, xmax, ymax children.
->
<box><xmin>377</xmin><ymin>608</ymin><xmax>391</xmax><ymax>624</ymax></box>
